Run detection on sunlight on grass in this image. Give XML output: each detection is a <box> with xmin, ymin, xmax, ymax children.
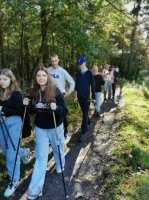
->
<box><xmin>66</xmin><ymin>98</ymin><xmax>82</xmax><ymax>131</ymax></box>
<box><xmin>104</xmin><ymin>83</ymin><xmax>149</xmax><ymax>200</ymax></box>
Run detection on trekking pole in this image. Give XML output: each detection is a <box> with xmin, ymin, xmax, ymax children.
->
<box><xmin>10</xmin><ymin>106</ymin><xmax>27</xmax><ymax>188</ymax></box>
<box><xmin>0</xmin><ymin>113</ymin><xmax>8</xmax><ymax>149</ymax></box>
<box><xmin>0</xmin><ymin>111</ymin><xmax>16</xmax><ymax>151</ymax></box>
<box><xmin>52</xmin><ymin>111</ymin><xmax>69</xmax><ymax>199</ymax></box>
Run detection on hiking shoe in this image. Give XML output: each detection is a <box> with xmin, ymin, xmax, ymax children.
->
<box><xmin>112</xmin><ymin>97</ymin><xmax>115</xmax><ymax>103</ymax></box>
<box><xmin>79</xmin><ymin>134</ymin><xmax>86</xmax><ymax>142</ymax></box>
<box><xmin>27</xmin><ymin>191</ymin><xmax>42</xmax><ymax>200</ymax></box>
<box><xmin>95</xmin><ymin>113</ymin><xmax>101</xmax><ymax>118</ymax></box>
<box><xmin>87</xmin><ymin>124</ymin><xmax>90</xmax><ymax>132</ymax></box>
<box><xmin>64</xmin><ymin>132</ymin><xmax>68</xmax><ymax>139</ymax></box>
<box><xmin>22</xmin><ymin>148</ymin><xmax>30</xmax><ymax>164</ymax></box>
<box><xmin>4</xmin><ymin>181</ymin><xmax>19</xmax><ymax>197</ymax></box>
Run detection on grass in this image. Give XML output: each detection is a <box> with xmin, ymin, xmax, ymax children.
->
<box><xmin>65</xmin><ymin>96</ymin><xmax>82</xmax><ymax>130</ymax></box>
<box><xmin>0</xmin><ymin>81</ymin><xmax>149</xmax><ymax>199</ymax></box>
<box><xmin>103</xmin><ymin>83</ymin><xmax>149</xmax><ymax>200</ymax></box>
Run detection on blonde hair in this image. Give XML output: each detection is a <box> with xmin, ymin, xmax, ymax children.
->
<box><xmin>0</xmin><ymin>68</ymin><xmax>20</xmax><ymax>100</ymax></box>
<box><xmin>50</xmin><ymin>53</ymin><xmax>59</xmax><ymax>59</ymax></box>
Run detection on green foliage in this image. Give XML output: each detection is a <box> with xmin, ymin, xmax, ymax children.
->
<box><xmin>0</xmin><ymin>0</ymin><xmax>148</xmax><ymax>85</ymax></box>
<box><xmin>66</xmin><ymin>97</ymin><xmax>82</xmax><ymax>128</ymax></box>
<box><xmin>137</xmin><ymin>70</ymin><xmax>149</xmax><ymax>88</ymax></box>
<box><xmin>142</xmin><ymin>87</ymin><xmax>149</xmax><ymax>99</ymax></box>
<box><xmin>103</xmin><ymin>82</ymin><xmax>149</xmax><ymax>200</ymax></box>
<box><xmin>126</xmin><ymin>146</ymin><xmax>149</xmax><ymax>170</ymax></box>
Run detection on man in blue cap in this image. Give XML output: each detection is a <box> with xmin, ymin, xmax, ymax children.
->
<box><xmin>74</xmin><ymin>56</ymin><xmax>95</xmax><ymax>142</ymax></box>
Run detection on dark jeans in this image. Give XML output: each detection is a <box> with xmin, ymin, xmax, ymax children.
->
<box><xmin>63</xmin><ymin>115</ymin><xmax>68</xmax><ymax>135</ymax></box>
<box><xmin>63</xmin><ymin>93</ymin><xmax>68</xmax><ymax>137</ymax></box>
<box><xmin>112</xmin><ymin>82</ymin><xmax>116</xmax><ymax>98</ymax></box>
<box><xmin>78</xmin><ymin>98</ymin><xmax>90</xmax><ymax>134</ymax></box>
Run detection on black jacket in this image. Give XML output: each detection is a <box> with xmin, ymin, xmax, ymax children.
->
<box><xmin>0</xmin><ymin>90</ymin><xmax>31</xmax><ymax>138</ymax></box>
<box><xmin>28</xmin><ymin>88</ymin><xmax>68</xmax><ymax>129</ymax></box>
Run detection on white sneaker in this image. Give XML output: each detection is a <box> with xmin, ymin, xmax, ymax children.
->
<box><xmin>22</xmin><ymin>148</ymin><xmax>30</xmax><ymax>164</ymax></box>
<box><xmin>4</xmin><ymin>181</ymin><xmax>19</xmax><ymax>197</ymax></box>
<box><xmin>27</xmin><ymin>191</ymin><xmax>42</xmax><ymax>200</ymax></box>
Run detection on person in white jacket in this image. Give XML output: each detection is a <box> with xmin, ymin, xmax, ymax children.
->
<box><xmin>47</xmin><ymin>53</ymin><xmax>75</xmax><ymax>138</ymax></box>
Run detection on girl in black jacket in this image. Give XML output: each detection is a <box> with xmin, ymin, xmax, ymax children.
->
<box><xmin>23</xmin><ymin>67</ymin><xmax>67</xmax><ymax>200</ymax></box>
<box><xmin>0</xmin><ymin>68</ymin><xmax>30</xmax><ymax>198</ymax></box>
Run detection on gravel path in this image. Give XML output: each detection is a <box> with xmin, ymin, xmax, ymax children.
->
<box><xmin>9</xmin><ymin>86</ymin><xmax>123</xmax><ymax>200</ymax></box>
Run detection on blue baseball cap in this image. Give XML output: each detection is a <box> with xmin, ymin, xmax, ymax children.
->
<box><xmin>77</xmin><ymin>56</ymin><xmax>86</xmax><ymax>66</ymax></box>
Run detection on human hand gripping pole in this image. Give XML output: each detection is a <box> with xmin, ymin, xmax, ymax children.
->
<box><xmin>0</xmin><ymin>105</ymin><xmax>2</xmax><ymax>111</ymax></box>
<box><xmin>50</xmin><ymin>102</ymin><xmax>57</xmax><ymax>111</ymax></box>
<box><xmin>23</xmin><ymin>97</ymin><xmax>30</xmax><ymax>106</ymax></box>
<box><xmin>52</xmin><ymin>103</ymin><xmax>69</xmax><ymax>199</ymax></box>
<box><xmin>10</xmin><ymin>103</ymin><xmax>28</xmax><ymax>188</ymax></box>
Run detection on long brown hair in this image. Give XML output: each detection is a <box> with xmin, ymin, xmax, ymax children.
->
<box><xmin>0</xmin><ymin>68</ymin><xmax>20</xmax><ymax>100</ymax></box>
<box><xmin>30</xmin><ymin>67</ymin><xmax>56</xmax><ymax>105</ymax></box>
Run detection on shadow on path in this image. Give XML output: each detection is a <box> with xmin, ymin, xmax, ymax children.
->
<box><xmin>3</xmin><ymin>85</ymin><xmax>122</xmax><ymax>200</ymax></box>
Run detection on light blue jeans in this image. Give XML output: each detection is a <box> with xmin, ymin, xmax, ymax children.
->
<box><xmin>95</xmin><ymin>92</ymin><xmax>101</xmax><ymax>113</ymax></box>
<box><xmin>28</xmin><ymin>123</ymin><xmax>65</xmax><ymax>196</ymax></box>
<box><xmin>104</xmin><ymin>80</ymin><xmax>112</xmax><ymax>99</ymax></box>
<box><xmin>0</xmin><ymin>116</ymin><xmax>23</xmax><ymax>182</ymax></box>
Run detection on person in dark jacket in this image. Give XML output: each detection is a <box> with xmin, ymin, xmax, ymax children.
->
<box><xmin>110</xmin><ymin>66</ymin><xmax>120</xmax><ymax>101</ymax></box>
<box><xmin>0</xmin><ymin>68</ymin><xmax>30</xmax><ymax>198</ymax></box>
<box><xmin>74</xmin><ymin>57</ymin><xmax>95</xmax><ymax>142</ymax></box>
<box><xmin>92</xmin><ymin>65</ymin><xmax>104</xmax><ymax>117</ymax></box>
<box><xmin>23</xmin><ymin>67</ymin><xmax>67</xmax><ymax>200</ymax></box>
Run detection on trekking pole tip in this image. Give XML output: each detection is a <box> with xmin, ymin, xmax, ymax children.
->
<box><xmin>102</xmin><ymin>119</ymin><xmax>105</xmax><ymax>124</ymax></box>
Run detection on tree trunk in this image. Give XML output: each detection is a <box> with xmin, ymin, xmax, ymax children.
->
<box><xmin>40</xmin><ymin>5</ymin><xmax>49</xmax><ymax>66</ymax></box>
<box><xmin>24</xmin><ymin>39</ymin><xmax>31</xmax><ymax>84</ymax></box>
<box><xmin>126</xmin><ymin>0</ymin><xmax>142</xmax><ymax>79</ymax></box>
<box><xmin>29</xmin><ymin>7</ymin><xmax>56</xmax><ymax>84</ymax></box>
<box><xmin>127</xmin><ymin>25</ymin><xmax>137</xmax><ymax>79</ymax></box>
<box><xmin>0</xmin><ymin>27</ymin><xmax>5</xmax><ymax>67</ymax></box>
<box><xmin>120</xmin><ymin>25</ymin><xmax>125</xmax><ymax>75</ymax></box>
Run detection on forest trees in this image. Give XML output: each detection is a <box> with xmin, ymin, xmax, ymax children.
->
<box><xmin>0</xmin><ymin>0</ymin><xmax>148</xmax><ymax>89</ymax></box>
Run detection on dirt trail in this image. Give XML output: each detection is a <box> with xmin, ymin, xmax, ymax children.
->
<box><xmin>9</xmin><ymin>86</ymin><xmax>123</xmax><ymax>200</ymax></box>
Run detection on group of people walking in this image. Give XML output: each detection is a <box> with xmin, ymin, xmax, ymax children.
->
<box><xmin>0</xmin><ymin>54</ymin><xmax>119</xmax><ymax>199</ymax></box>
<box><xmin>102</xmin><ymin>64</ymin><xmax>119</xmax><ymax>102</ymax></box>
